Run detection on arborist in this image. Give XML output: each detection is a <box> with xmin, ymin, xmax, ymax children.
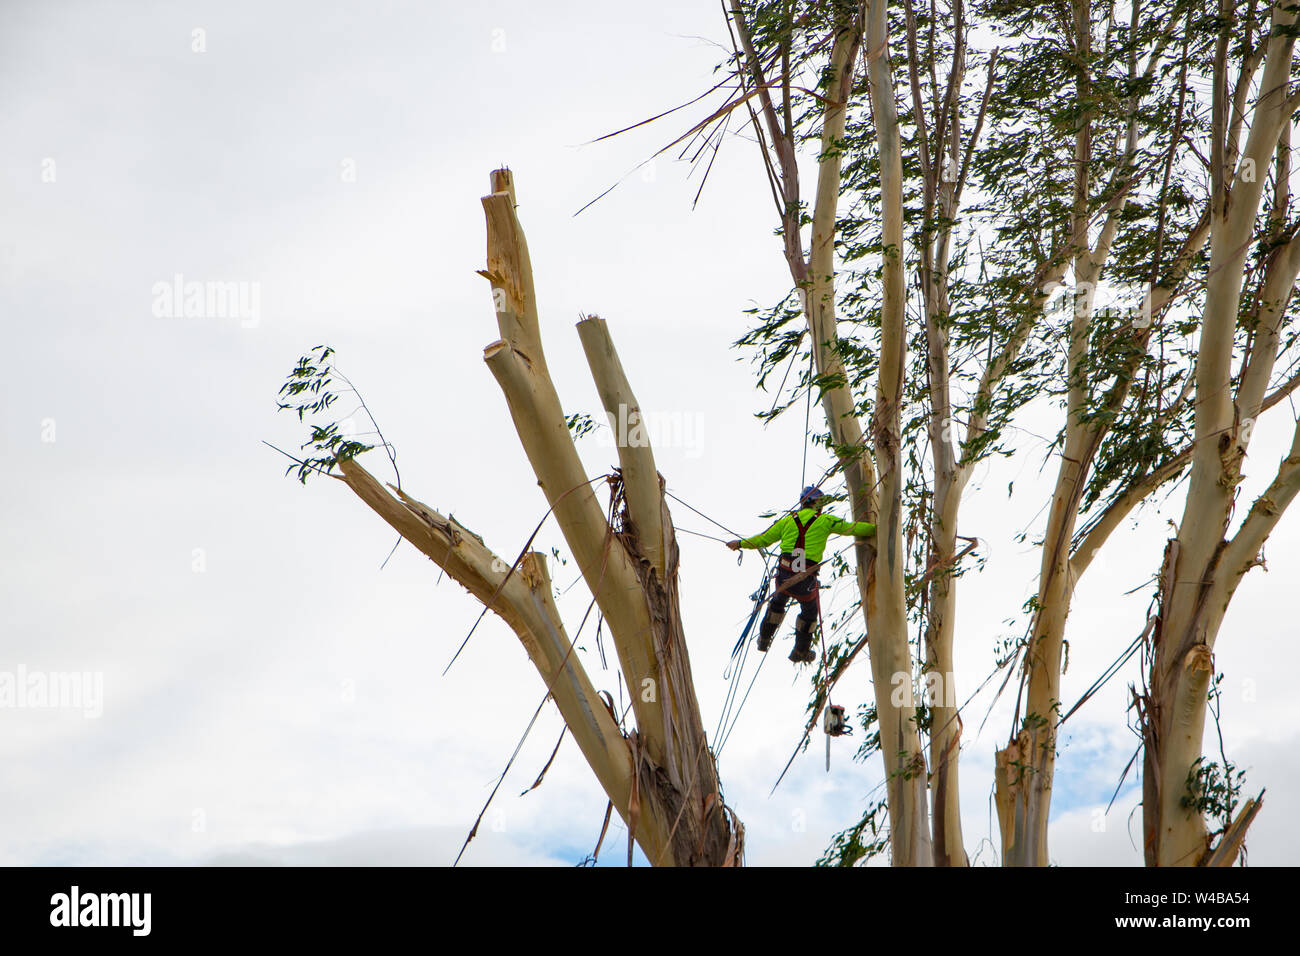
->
<box><xmin>726</xmin><ymin>486</ymin><xmax>877</xmax><ymax>664</ymax></box>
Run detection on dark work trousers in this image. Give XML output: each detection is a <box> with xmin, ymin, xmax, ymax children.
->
<box><xmin>769</xmin><ymin>558</ymin><xmax>820</xmax><ymax>625</ymax></box>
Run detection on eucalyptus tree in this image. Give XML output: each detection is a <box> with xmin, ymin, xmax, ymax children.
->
<box><xmin>277</xmin><ymin>170</ymin><xmax>743</xmax><ymax>867</ymax></box>
<box><xmin>974</xmin><ymin>0</ymin><xmax>1300</xmax><ymax>866</ymax></box>
<box><xmin>1134</xmin><ymin>0</ymin><xmax>1300</xmax><ymax>866</ymax></box>
<box><xmin>725</xmin><ymin>0</ymin><xmax>1038</xmax><ymax>867</ymax></box>
<box><xmin>962</xmin><ymin>0</ymin><xmax>1219</xmax><ymax>867</ymax></box>
<box><xmin>726</xmin><ymin>0</ymin><xmax>938</xmax><ymax>865</ymax></box>
<box><xmin>726</xmin><ymin>0</ymin><xmax>1300</xmax><ymax>869</ymax></box>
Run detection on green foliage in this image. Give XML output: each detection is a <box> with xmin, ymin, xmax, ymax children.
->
<box><xmin>723</xmin><ymin>0</ymin><xmax>1293</xmax><ymax>865</ymax></box>
<box><xmin>817</xmin><ymin>796</ymin><xmax>889</xmax><ymax>867</ymax></box>
<box><xmin>852</xmin><ymin>702</ymin><xmax>882</xmax><ymax>764</ymax></box>
<box><xmin>1181</xmin><ymin>756</ymin><xmax>1245</xmax><ymax>832</ymax></box>
<box><xmin>276</xmin><ymin>345</ymin><xmax>376</xmax><ymax>482</ymax></box>
<box><xmin>565</xmin><ymin>412</ymin><xmax>599</xmax><ymax>440</ymax></box>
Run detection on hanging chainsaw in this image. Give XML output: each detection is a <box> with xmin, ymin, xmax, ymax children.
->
<box><xmin>824</xmin><ymin>702</ymin><xmax>851</xmax><ymax>771</ymax></box>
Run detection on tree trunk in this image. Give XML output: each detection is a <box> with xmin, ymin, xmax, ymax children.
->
<box><xmin>864</xmin><ymin>0</ymin><xmax>934</xmax><ymax>865</ymax></box>
<box><xmin>926</xmin><ymin>480</ymin><xmax>967</xmax><ymax>866</ymax></box>
<box><xmin>332</xmin><ymin>169</ymin><xmax>742</xmax><ymax>866</ymax></box>
<box><xmin>1141</xmin><ymin>0</ymin><xmax>1299</xmax><ymax>866</ymax></box>
<box><xmin>906</xmin><ymin>1</ymin><xmax>976</xmax><ymax>865</ymax></box>
<box><xmin>730</xmin><ymin>0</ymin><xmax>933</xmax><ymax>864</ymax></box>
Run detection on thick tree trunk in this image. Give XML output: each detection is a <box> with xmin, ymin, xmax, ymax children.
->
<box><xmin>332</xmin><ymin>169</ymin><xmax>742</xmax><ymax>866</ymax></box>
<box><xmin>907</xmin><ymin>4</ymin><xmax>974</xmax><ymax>865</ymax></box>
<box><xmin>1141</xmin><ymin>0</ymin><xmax>1299</xmax><ymax>866</ymax></box>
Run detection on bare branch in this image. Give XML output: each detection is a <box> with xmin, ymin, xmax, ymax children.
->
<box><xmin>335</xmin><ymin>456</ymin><xmax>652</xmax><ymax>853</ymax></box>
<box><xmin>577</xmin><ymin>315</ymin><xmax>670</xmax><ymax>578</ymax></box>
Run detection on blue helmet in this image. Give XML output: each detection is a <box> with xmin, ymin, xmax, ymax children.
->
<box><xmin>800</xmin><ymin>485</ymin><xmax>826</xmax><ymax>505</ymax></box>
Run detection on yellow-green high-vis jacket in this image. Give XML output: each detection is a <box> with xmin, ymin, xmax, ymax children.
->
<box><xmin>737</xmin><ymin>508</ymin><xmax>876</xmax><ymax>564</ymax></box>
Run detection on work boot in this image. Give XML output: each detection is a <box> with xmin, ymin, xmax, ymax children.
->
<box><xmin>789</xmin><ymin>616</ymin><xmax>817</xmax><ymax>664</ymax></box>
<box><xmin>756</xmin><ymin>609</ymin><xmax>784</xmax><ymax>652</ymax></box>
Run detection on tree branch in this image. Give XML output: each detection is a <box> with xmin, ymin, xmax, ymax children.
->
<box><xmin>1220</xmin><ymin>415</ymin><xmax>1300</xmax><ymax>589</ymax></box>
<box><xmin>577</xmin><ymin>315</ymin><xmax>670</xmax><ymax>578</ymax></box>
<box><xmin>334</xmin><ymin>456</ymin><xmax>662</xmax><ymax>856</ymax></box>
<box><xmin>1070</xmin><ymin>447</ymin><xmax>1193</xmax><ymax>581</ymax></box>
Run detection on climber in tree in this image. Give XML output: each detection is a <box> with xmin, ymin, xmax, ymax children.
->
<box><xmin>726</xmin><ymin>486</ymin><xmax>876</xmax><ymax>664</ymax></box>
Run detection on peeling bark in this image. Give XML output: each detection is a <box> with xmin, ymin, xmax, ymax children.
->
<box><xmin>477</xmin><ymin>169</ymin><xmax>737</xmax><ymax>865</ymax></box>
<box><xmin>323</xmin><ymin>168</ymin><xmax>742</xmax><ymax>866</ymax></box>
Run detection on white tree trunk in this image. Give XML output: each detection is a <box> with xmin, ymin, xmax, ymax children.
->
<box><xmin>1143</xmin><ymin>0</ymin><xmax>1299</xmax><ymax>866</ymax></box>
<box><xmin>865</xmin><ymin>0</ymin><xmax>935</xmax><ymax>865</ymax></box>
<box><xmin>331</xmin><ymin>169</ymin><xmax>743</xmax><ymax>866</ymax></box>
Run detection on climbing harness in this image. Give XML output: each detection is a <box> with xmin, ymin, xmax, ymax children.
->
<box><xmin>773</xmin><ymin>512</ymin><xmax>823</xmax><ymax>600</ymax></box>
<box><xmin>775</xmin><ymin>511</ymin><xmax>822</xmax><ymax>663</ymax></box>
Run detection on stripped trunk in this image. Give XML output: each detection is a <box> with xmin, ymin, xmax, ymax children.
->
<box><xmin>332</xmin><ymin>169</ymin><xmax>741</xmax><ymax>866</ymax></box>
<box><xmin>925</xmin><ymin>472</ymin><xmax>966</xmax><ymax>865</ymax></box>
<box><xmin>994</xmin><ymin>438</ymin><xmax>1083</xmax><ymax>865</ymax></box>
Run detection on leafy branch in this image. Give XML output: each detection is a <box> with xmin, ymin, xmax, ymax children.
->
<box><xmin>275</xmin><ymin>345</ymin><xmax>386</xmax><ymax>483</ymax></box>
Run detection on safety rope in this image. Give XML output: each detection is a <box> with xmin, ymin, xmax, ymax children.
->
<box><xmin>801</xmin><ymin>347</ymin><xmax>814</xmax><ymax>489</ymax></box>
<box><xmin>726</xmin><ymin>561</ymin><xmax>774</xmax><ymax>666</ymax></box>
<box><xmin>663</xmin><ymin>338</ymin><xmax>862</xmax><ymax>771</ymax></box>
<box><xmin>714</xmin><ymin>636</ymin><xmax>749</xmax><ymax>747</ymax></box>
<box><xmin>716</xmin><ymin>649</ymin><xmax>769</xmax><ymax>758</ymax></box>
<box><xmin>714</xmin><ymin>557</ymin><xmax>773</xmax><ymax>753</ymax></box>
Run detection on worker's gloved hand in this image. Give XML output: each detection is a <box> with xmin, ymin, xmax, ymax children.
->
<box><xmin>725</xmin><ymin>540</ymin><xmax>741</xmax><ymax>551</ymax></box>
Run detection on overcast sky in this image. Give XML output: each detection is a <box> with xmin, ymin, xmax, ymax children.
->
<box><xmin>3</xmin><ymin>0</ymin><xmax>1297</xmax><ymax>867</ymax></box>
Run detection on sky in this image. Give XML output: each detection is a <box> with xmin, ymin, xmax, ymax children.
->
<box><xmin>2</xmin><ymin>0</ymin><xmax>1298</xmax><ymax>867</ymax></box>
